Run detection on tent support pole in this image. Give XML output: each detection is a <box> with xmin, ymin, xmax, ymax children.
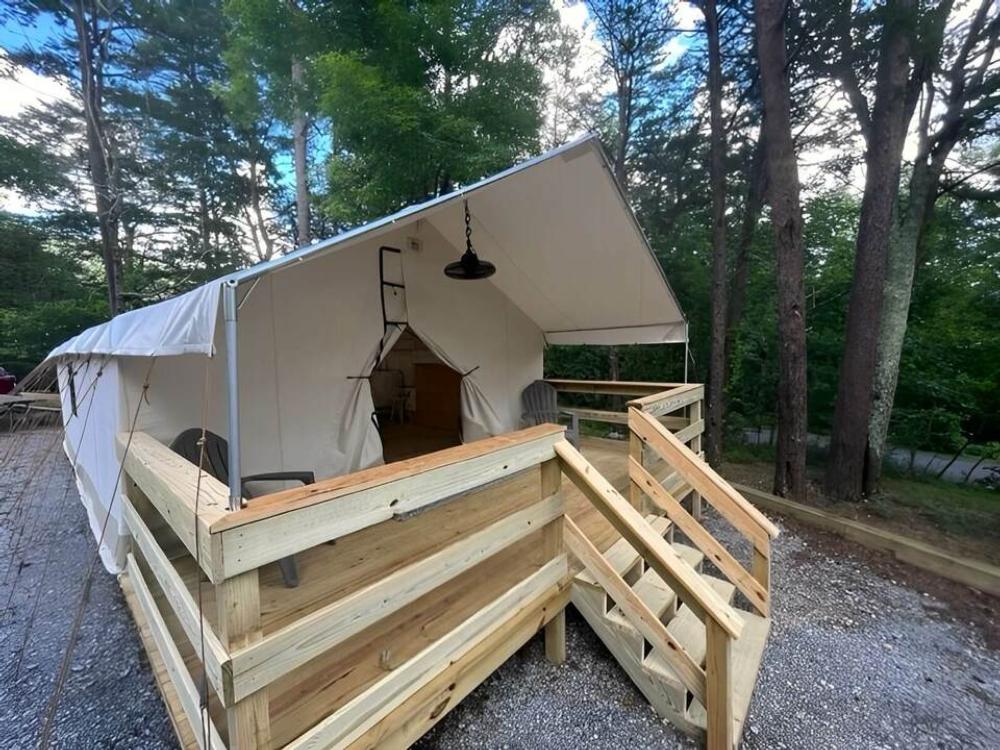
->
<box><xmin>223</xmin><ymin>279</ymin><xmax>242</xmax><ymax>511</ymax></box>
<box><xmin>684</xmin><ymin>322</ymin><xmax>690</xmax><ymax>384</ymax></box>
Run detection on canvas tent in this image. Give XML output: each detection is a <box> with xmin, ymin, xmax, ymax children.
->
<box><xmin>45</xmin><ymin>134</ymin><xmax>687</xmax><ymax>572</ymax></box>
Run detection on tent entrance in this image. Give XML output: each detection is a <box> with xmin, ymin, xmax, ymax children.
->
<box><xmin>372</xmin><ymin>328</ymin><xmax>463</xmax><ymax>462</ymax></box>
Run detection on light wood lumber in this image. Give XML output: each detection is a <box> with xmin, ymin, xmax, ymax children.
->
<box><xmin>627</xmin><ymin>384</ymin><xmax>704</xmax><ymax>417</ymax></box>
<box><xmin>565</xmin><ymin>518</ymin><xmax>707</xmax><ymax>705</ymax></box>
<box><xmin>284</xmin><ymin>556</ymin><xmax>567</xmax><ymax>750</ymax></box>
<box><xmin>555</xmin><ymin>440</ymin><xmax>743</xmax><ymax>638</ymax></box>
<box><xmin>629</xmin><ymin>409</ymin><xmax>779</xmax><ymax>544</ymax></box>
<box><xmin>119</xmin><ymin>432</ymin><xmax>227</xmax><ymax>582</ymax></box>
<box><xmin>705</xmin><ymin>617</ymin><xmax>734</xmax><ymax>750</ymax></box>
<box><xmin>122</xmin><ymin>496</ymin><xmax>229</xmax><ymax>701</ymax></box>
<box><xmin>544</xmin><ymin>379</ymin><xmax>682</xmax><ymax>396</ymax></box>
<box><xmin>227</xmin><ymin>495</ymin><xmax>564</xmax><ymax>700</ymax></box>
<box><xmin>124</xmin><ymin>555</ymin><xmax>226</xmax><ymax>750</ymax></box>
<box><xmin>541</xmin><ymin>458</ymin><xmax>567</xmax><ymax>665</ymax></box>
<box><xmin>346</xmin><ymin>582</ymin><xmax>569</xmax><ymax>749</ymax></box>
<box><xmin>215</xmin><ymin>571</ymin><xmax>270</xmax><ymax>749</ymax></box>
<box><xmin>630</xmin><ymin>458</ymin><xmax>769</xmax><ymax>617</ymax></box>
<box><xmin>214</xmin><ymin>427</ymin><xmax>565</xmax><ymax>578</ymax></box>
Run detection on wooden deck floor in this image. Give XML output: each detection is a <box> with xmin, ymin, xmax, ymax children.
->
<box><xmin>570</xmin><ymin>436</ymin><xmax>633</xmax><ymax>553</ymax></box>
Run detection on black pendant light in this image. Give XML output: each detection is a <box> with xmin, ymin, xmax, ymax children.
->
<box><xmin>444</xmin><ymin>199</ymin><xmax>496</xmax><ymax>280</ymax></box>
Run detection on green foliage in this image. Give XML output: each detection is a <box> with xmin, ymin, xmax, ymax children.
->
<box><xmin>315</xmin><ymin>0</ymin><xmax>559</xmax><ymax>222</ymax></box>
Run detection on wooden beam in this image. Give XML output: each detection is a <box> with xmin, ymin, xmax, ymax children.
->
<box><xmin>122</xmin><ymin>496</ymin><xmax>229</xmax><ymax>701</ymax></box>
<box><xmin>627</xmin><ymin>384</ymin><xmax>705</xmax><ymax>418</ymax></box>
<box><xmin>554</xmin><ymin>440</ymin><xmax>743</xmax><ymax>638</ymax></box>
<box><xmin>284</xmin><ymin>556</ymin><xmax>568</xmax><ymax>750</ymax></box>
<box><xmin>544</xmin><ymin>379</ymin><xmax>683</xmax><ymax>397</ymax></box>
<box><xmin>345</xmin><ymin>581</ymin><xmax>568</xmax><ymax>749</ymax></box>
<box><xmin>705</xmin><ymin>618</ymin><xmax>734</xmax><ymax>750</ymax></box>
<box><xmin>213</xmin><ymin>426</ymin><xmax>565</xmax><ymax>578</ymax></box>
<box><xmin>629</xmin><ymin>409</ymin><xmax>779</xmax><ymax>545</ymax></box>
<box><xmin>124</xmin><ymin>555</ymin><xmax>226</xmax><ymax>750</ymax></box>
<box><xmin>564</xmin><ymin>517</ymin><xmax>706</xmax><ymax>705</ymax></box>
<box><xmin>541</xmin><ymin>458</ymin><xmax>566</xmax><ymax>665</ymax></box>
<box><xmin>227</xmin><ymin>495</ymin><xmax>564</xmax><ymax>701</ymax></box>
<box><xmin>216</xmin><ymin>571</ymin><xmax>270</xmax><ymax>750</ymax></box>
<box><xmin>119</xmin><ymin>432</ymin><xmax>227</xmax><ymax>582</ymax></box>
<box><xmin>630</xmin><ymin>458</ymin><xmax>769</xmax><ymax>617</ymax></box>
<box><xmin>733</xmin><ymin>482</ymin><xmax>1000</xmax><ymax>597</ymax></box>
<box><xmin>674</xmin><ymin>418</ymin><xmax>705</xmax><ymax>447</ymax></box>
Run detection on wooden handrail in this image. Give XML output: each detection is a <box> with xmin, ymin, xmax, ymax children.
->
<box><xmin>629</xmin><ymin>408</ymin><xmax>780</xmax><ymax>543</ymax></box>
<box><xmin>627</xmin><ymin>383</ymin><xmax>704</xmax><ymax>418</ymax></box>
<box><xmin>564</xmin><ymin>517</ymin><xmax>707</xmax><ymax>705</ymax></box>
<box><xmin>630</xmin><ymin>457</ymin><xmax>769</xmax><ymax>617</ymax></box>
<box><xmin>555</xmin><ymin>440</ymin><xmax>743</xmax><ymax>638</ymax></box>
<box><xmin>544</xmin><ymin>378</ymin><xmax>685</xmax><ymax>397</ymax></box>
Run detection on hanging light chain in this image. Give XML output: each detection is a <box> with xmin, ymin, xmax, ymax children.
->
<box><xmin>464</xmin><ymin>199</ymin><xmax>474</xmax><ymax>255</ymax></box>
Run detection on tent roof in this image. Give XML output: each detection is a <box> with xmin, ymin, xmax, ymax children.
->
<box><xmin>46</xmin><ymin>134</ymin><xmax>686</xmax><ymax>362</ymax></box>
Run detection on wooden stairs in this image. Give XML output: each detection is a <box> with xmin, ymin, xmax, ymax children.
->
<box><xmin>555</xmin><ymin>398</ymin><xmax>779</xmax><ymax>750</ymax></box>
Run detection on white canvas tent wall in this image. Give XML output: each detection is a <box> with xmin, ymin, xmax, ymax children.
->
<box><xmin>45</xmin><ymin>134</ymin><xmax>687</xmax><ymax>572</ymax></box>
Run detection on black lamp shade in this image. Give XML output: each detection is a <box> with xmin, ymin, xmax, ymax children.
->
<box><xmin>444</xmin><ymin>248</ymin><xmax>496</xmax><ymax>280</ymax></box>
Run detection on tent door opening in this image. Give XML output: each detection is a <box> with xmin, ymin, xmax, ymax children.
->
<box><xmin>372</xmin><ymin>328</ymin><xmax>463</xmax><ymax>463</ymax></box>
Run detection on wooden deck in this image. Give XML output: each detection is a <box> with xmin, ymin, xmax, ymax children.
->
<box><xmin>112</xmin><ymin>380</ymin><xmax>777</xmax><ymax>750</ymax></box>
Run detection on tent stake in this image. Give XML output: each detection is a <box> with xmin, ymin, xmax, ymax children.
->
<box><xmin>223</xmin><ymin>279</ymin><xmax>242</xmax><ymax>511</ymax></box>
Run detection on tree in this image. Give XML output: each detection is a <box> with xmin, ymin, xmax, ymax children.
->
<box><xmin>755</xmin><ymin>0</ymin><xmax>809</xmax><ymax>499</ymax></box>
<box><xmin>225</xmin><ymin>0</ymin><xmax>319</xmax><ymax>246</ymax></box>
<box><xmin>696</xmin><ymin>0</ymin><xmax>729</xmax><ymax>466</ymax></box>
<box><xmin>867</xmin><ymin>0</ymin><xmax>1000</xmax><ymax>490</ymax></box>
<box><xmin>825</xmin><ymin>0</ymin><xmax>920</xmax><ymax>501</ymax></box>
<box><xmin>316</xmin><ymin>1</ymin><xmax>560</xmax><ymax>223</ymax></box>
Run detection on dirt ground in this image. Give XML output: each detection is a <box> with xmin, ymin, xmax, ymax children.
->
<box><xmin>2</xmin><ymin>428</ymin><xmax>999</xmax><ymax>749</ymax></box>
<box><xmin>721</xmin><ymin>459</ymin><xmax>1000</xmax><ymax>566</ymax></box>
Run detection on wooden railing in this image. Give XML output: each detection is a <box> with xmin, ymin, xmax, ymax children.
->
<box><xmin>555</xmin><ymin>381</ymin><xmax>777</xmax><ymax>750</ymax></box>
<box><xmin>118</xmin><ymin>425</ymin><xmax>571</xmax><ymax>750</ymax></box>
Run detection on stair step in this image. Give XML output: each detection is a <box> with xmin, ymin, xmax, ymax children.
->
<box><xmin>645</xmin><ymin>576</ymin><xmax>736</xmax><ymax>678</ymax></box>
<box><xmin>686</xmin><ymin>610</ymin><xmax>770</xmax><ymax>740</ymax></box>
<box><xmin>576</xmin><ymin>514</ymin><xmax>671</xmax><ymax>589</ymax></box>
<box><xmin>605</xmin><ymin>544</ymin><xmax>706</xmax><ymax>657</ymax></box>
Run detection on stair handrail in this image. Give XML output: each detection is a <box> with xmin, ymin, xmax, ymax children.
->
<box><xmin>629</xmin><ymin>407</ymin><xmax>779</xmax><ymax>542</ymax></box>
<box><xmin>554</xmin><ymin>440</ymin><xmax>744</xmax><ymax>639</ymax></box>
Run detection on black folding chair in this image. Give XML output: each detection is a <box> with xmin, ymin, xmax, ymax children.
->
<box><xmin>170</xmin><ymin>428</ymin><xmax>314</xmax><ymax>588</ymax></box>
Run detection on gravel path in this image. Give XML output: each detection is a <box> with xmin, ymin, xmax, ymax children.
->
<box><xmin>2</xmin><ymin>428</ymin><xmax>998</xmax><ymax>749</ymax></box>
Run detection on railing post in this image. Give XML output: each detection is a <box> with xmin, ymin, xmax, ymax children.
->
<box><xmin>217</xmin><ymin>570</ymin><xmax>271</xmax><ymax>749</ymax></box>
<box><xmin>628</xmin><ymin>427</ymin><xmax>644</xmax><ymax>513</ymax></box>
<box><xmin>752</xmin><ymin>537</ymin><xmax>771</xmax><ymax>594</ymax></box>
<box><xmin>705</xmin><ymin>618</ymin><xmax>734</xmax><ymax>750</ymax></box>
<box><xmin>688</xmin><ymin>397</ymin><xmax>703</xmax><ymax>520</ymax></box>
<box><xmin>541</xmin><ymin>457</ymin><xmax>566</xmax><ymax>665</ymax></box>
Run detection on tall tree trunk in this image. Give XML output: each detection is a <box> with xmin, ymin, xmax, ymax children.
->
<box><xmin>825</xmin><ymin>1</ymin><xmax>914</xmax><ymax>501</ymax></box>
<box><xmin>291</xmin><ymin>56</ymin><xmax>310</xmax><ymax>247</ymax></box>
<box><xmin>71</xmin><ymin>0</ymin><xmax>123</xmax><ymax>316</ymax></box>
<box><xmin>703</xmin><ymin>0</ymin><xmax>728</xmax><ymax>467</ymax></box>
<box><xmin>865</xmin><ymin>151</ymin><xmax>946</xmax><ymax>491</ymax></box>
<box><xmin>724</xmin><ymin>133</ymin><xmax>766</xmax><ymax>390</ymax></box>
<box><xmin>867</xmin><ymin>0</ymin><xmax>992</xmax><ymax>491</ymax></box>
<box><xmin>755</xmin><ymin>0</ymin><xmax>809</xmax><ymax>500</ymax></box>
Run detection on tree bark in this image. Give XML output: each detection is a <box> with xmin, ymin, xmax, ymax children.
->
<box><xmin>866</xmin><ymin>0</ymin><xmax>994</xmax><ymax>491</ymax></box>
<box><xmin>291</xmin><ymin>56</ymin><xmax>310</xmax><ymax>247</ymax></box>
<box><xmin>71</xmin><ymin>0</ymin><xmax>123</xmax><ymax>316</ymax></box>
<box><xmin>724</xmin><ymin>134</ymin><xmax>766</xmax><ymax>384</ymax></box>
<box><xmin>755</xmin><ymin>0</ymin><xmax>809</xmax><ymax>500</ymax></box>
<box><xmin>703</xmin><ymin>0</ymin><xmax>728</xmax><ymax>467</ymax></box>
<box><xmin>825</xmin><ymin>0</ymin><xmax>914</xmax><ymax>501</ymax></box>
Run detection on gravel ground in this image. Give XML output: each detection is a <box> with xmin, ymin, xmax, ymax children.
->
<box><xmin>2</xmin><ymin>427</ymin><xmax>998</xmax><ymax>749</ymax></box>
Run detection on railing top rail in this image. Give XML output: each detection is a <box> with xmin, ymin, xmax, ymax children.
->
<box><xmin>626</xmin><ymin>383</ymin><xmax>704</xmax><ymax>416</ymax></box>
<box><xmin>210</xmin><ymin>423</ymin><xmax>565</xmax><ymax>533</ymax></box>
<box><xmin>544</xmin><ymin>379</ymin><xmax>689</xmax><ymax>397</ymax></box>
<box><xmin>629</xmin><ymin>408</ymin><xmax>779</xmax><ymax>541</ymax></box>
